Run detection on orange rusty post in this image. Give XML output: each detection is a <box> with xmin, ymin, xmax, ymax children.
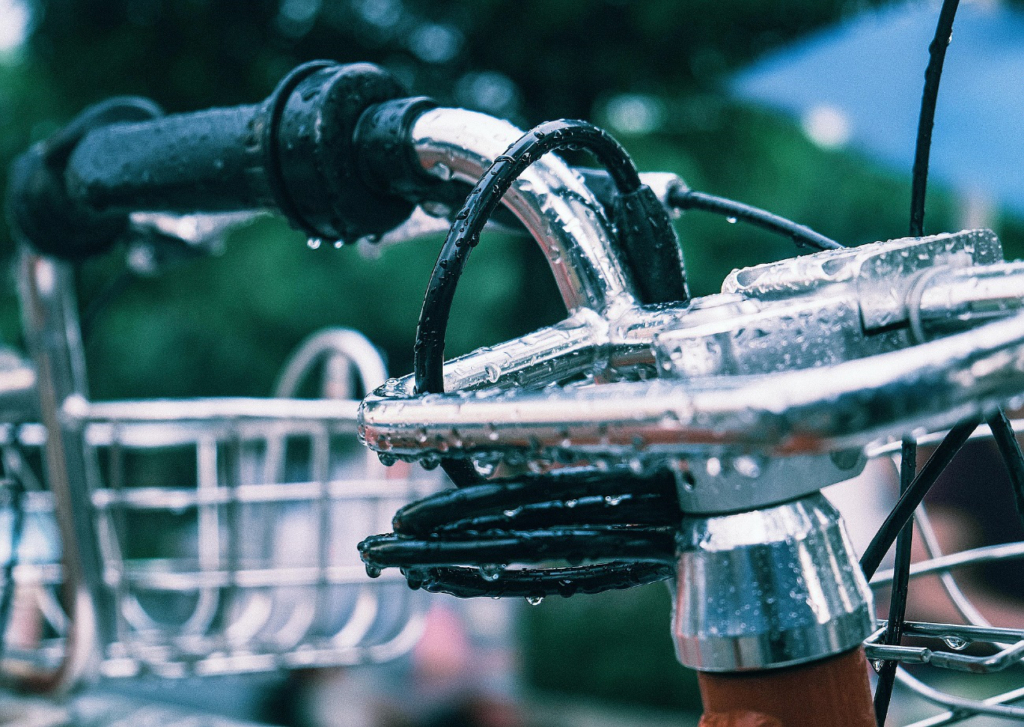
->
<box><xmin>696</xmin><ymin>648</ymin><xmax>875</xmax><ymax>727</ymax></box>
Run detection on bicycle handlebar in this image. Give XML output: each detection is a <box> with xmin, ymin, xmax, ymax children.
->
<box><xmin>7</xmin><ymin>61</ymin><xmax>435</xmax><ymax>258</ymax></box>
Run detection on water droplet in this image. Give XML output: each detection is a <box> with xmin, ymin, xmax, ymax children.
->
<box><xmin>378</xmin><ymin>453</ymin><xmax>397</xmax><ymax>467</ymax></box>
<box><xmin>526</xmin><ymin>595</ymin><xmax>545</xmax><ymax>606</ymax></box>
<box><xmin>943</xmin><ymin>635</ymin><xmax>969</xmax><ymax>651</ymax></box>
<box><xmin>733</xmin><ymin>455</ymin><xmax>762</xmax><ymax>479</ymax></box>
<box><xmin>503</xmin><ymin>507</ymin><xmax>522</xmax><ymax>518</ymax></box>
<box><xmin>333</xmin><ymin>239</ymin><xmax>344</xmax><ymax>249</ymax></box>
<box><xmin>479</xmin><ymin>564</ymin><xmax>504</xmax><ymax>582</ymax></box>
<box><xmin>473</xmin><ymin>459</ymin><xmax>496</xmax><ymax>477</ymax></box>
<box><xmin>421</xmin><ymin>454</ymin><xmax>440</xmax><ymax>470</ymax></box>
<box><xmin>365</xmin><ymin>564</ymin><xmax>382</xmax><ymax>579</ymax></box>
<box><xmin>604</xmin><ymin>495</ymin><xmax>622</xmax><ymax>506</ymax></box>
<box><xmin>307</xmin><ymin>237</ymin><xmax>322</xmax><ymax>249</ymax></box>
<box><xmin>565</xmin><ymin>499</ymin><xmax>578</xmax><ymax>508</ymax></box>
<box><xmin>726</xmin><ymin>217</ymin><xmax>737</xmax><ymax>224</ymax></box>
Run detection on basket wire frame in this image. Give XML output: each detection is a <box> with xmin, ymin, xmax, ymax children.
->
<box><xmin>863</xmin><ymin>427</ymin><xmax>1024</xmax><ymax>725</ymax></box>
<box><xmin>6</xmin><ymin>250</ymin><xmax>442</xmax><ymax>686</ymax></box>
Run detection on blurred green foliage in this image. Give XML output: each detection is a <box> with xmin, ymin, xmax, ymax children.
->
<box><xmin>3</xmin><ymin>0</ymin><xmax>1024</xmax><ymax>715</ymax></box>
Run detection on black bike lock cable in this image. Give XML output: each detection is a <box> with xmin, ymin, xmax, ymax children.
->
<box><xmin>873</xmin><ymin>437</ymin><xmax>917</xmax><ymax>725</ymax></box>
<box><xmin>413</xmin><ymin>117</ymin><xmax>684</xmax><ymax>398</ymax></box>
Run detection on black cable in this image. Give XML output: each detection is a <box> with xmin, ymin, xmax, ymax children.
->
<box><xmin>861</xmin><ymin>419</ymin><xmax>976</xmax><ymax>580</ymax></box>
<box><xmin>668</xmin><ymin>188</ymin><xmax>843</xmax><ymax>251</ymax></box>
<box><xmin>412</xmin><ymin>118</ymin><xmax>662</xmax><ymax>491</ymax></box>
<box><xmin>873</xmin><ymin>437</ymin><xmax>917</xmax><ymax>724</ymax></box>
<box><xmin>404</xmin><ymin>562</ymin><xmax>675</xmax><ymax>600</ymax></box>
<box><xmin>988</xmin><ymin>410</ymin><xmax>1024</xmax><ymax>527</ymax></box>
<box><xmin>909</xmin><ymin>0</ymin><xmax>960</xmax><ymax>238</ymax></box>
<box><xmin>414</xmin><ymin>119</ymin><xmax>643</xmax><ymax>398</ymax></box>
<box><xmin>870</xmin><ymin>3</ymin><xmax>960</xmax><ymax>717</ymax></box>
<box><xmin>391</xmin><ymin>469</ymin><xmax>680</xmax><ymax>537</ymax></box>
<box><xmin>359</xmin><ymin>467</ymin><xmax>681</xmax><ymax>598</ymax></box>
<box><xmin>361</xmin><ymin>527</ymin><xmax>676</xmax><ymax>570</ymax></box>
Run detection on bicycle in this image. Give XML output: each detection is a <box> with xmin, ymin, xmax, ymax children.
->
<box><xmin>7</xmin><ymin>0</ymin><xmax>1024</xmax><ymax>724</ymax></box>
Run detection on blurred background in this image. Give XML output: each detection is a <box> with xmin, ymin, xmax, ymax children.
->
<box><xmin>2</xmin><ymin>0</ymin><xmax>1024</xmax><ymax>724</ymax></box>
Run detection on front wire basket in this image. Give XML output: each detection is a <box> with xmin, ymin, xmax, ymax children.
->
<box><xmin>862</xmin><ymin>423</ymin><xmax>1024</xmax><ymax>725</ymax></box>
<box><xmin>6</xmin><ymin>248</ymin><xmax>442</xmax><ymax>686</ymax></box>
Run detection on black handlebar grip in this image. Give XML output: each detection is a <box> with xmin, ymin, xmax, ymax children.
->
<box><xmin>8</xmin><ymin>61</ymin><xmax>419</xmax><ymax>259</ymax></box>
<box><xmin>67</xmin><ymin>104</ymin><xmax>273</xmax><ymax>214</ymax></box>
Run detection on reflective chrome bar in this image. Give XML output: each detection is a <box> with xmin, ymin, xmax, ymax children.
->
<box><xmin>913</xmin><ymin>261</ymin><xmax>1024</xmax><ymax>339</ymax></box>
<box><xmin>379</xmin><ymin>310</ymin><xmax>606</xmax><ymax>398</ymax></box>
<box><xmin>67</xmin><ymin>397</ymin><xmax>360</xmax><ymax>422</ymax></box>
<box><xmin>17</xmin><ymin>250</ymin><xmax>105</xmax><ymax>691</ymax></box>
<box><xmin>362</xmin><ymin>312</ymin><xmax>1024</xmax><ymax>459</ymax></box>
<box><xmin>117</xmin><ymin>564</ymin><xmax>407</xmax><ymax>591</ymax></box>
<box><xmin>90</xmin><ymin>479</ymin><xmax>437</xmax><ymax>510</ymax></box>
<box><xmin>410</xmin><ymin>107</ymin><xmax>637</xmax><ymax>313</ymax></box>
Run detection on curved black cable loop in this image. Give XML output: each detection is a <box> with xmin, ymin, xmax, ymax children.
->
<box><xmin>404</xmin><ymin>562</ymin><xmax>675</xmax><ymax>600</ymax></box>
<box><xmin>413</xmin><ymin>118</ymin><xmax>641</xmax><ymax>398</ymax></box>
<box><xmin>359</xmin><ymin>467</ymin><xmax>682</xmax><ymax>598</ymax></box>
<box><xmin>910</xmin><ymin>0</ymin><xmax>960</xmax><ymax>239</ymax></box>
<box><xmin>871</xmin><ymin>1</ymin><xmax>960</xmax><ymax>719</ymax></box>
<box><xmin>413</xmin><ymin>119</ymin><xmax>647</xmax><ymax>490</ymax></box>
<box><xmin>667</xmin><ymin>188</ymin><xmax>843</xmax><ymax>251</ymax></box>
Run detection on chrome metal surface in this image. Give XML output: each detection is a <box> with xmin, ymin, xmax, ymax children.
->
<box><xmin>18</xmin><ymin>249</ymin><xmax>106</xmax><ymax>692</ymax></box>
<box><xmin>864</xmin><ymin>621</ymin><xmax>1024</xmax><ymax>673</ymax></box>
<box><xmin>410</xmin><ymin>107</ymin><xmax>638</xmax><ymax>313</ymax></box>
<box><xmin>362</xmin><ymin>309</ymin><xmax>1024</xmax><ymax>460</ymax></box>
<box><xmin>4</xmin><ymin>291</ymin><xmax>441</xmax><ymax>683</ymax></box>
<box><xmin>671</xmin><ymin>493</ymin><xmax>874</xmax><ymax>671</ymax></box>
<box><xmin>676</xmin><ymin>451</ymin><xmax>866</xmax><ymax>514</ymax></box>
<box><xmin>361</xmin><ymin>230</ymin><xmax>1024</xmax><ymax>518</ymax></box>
